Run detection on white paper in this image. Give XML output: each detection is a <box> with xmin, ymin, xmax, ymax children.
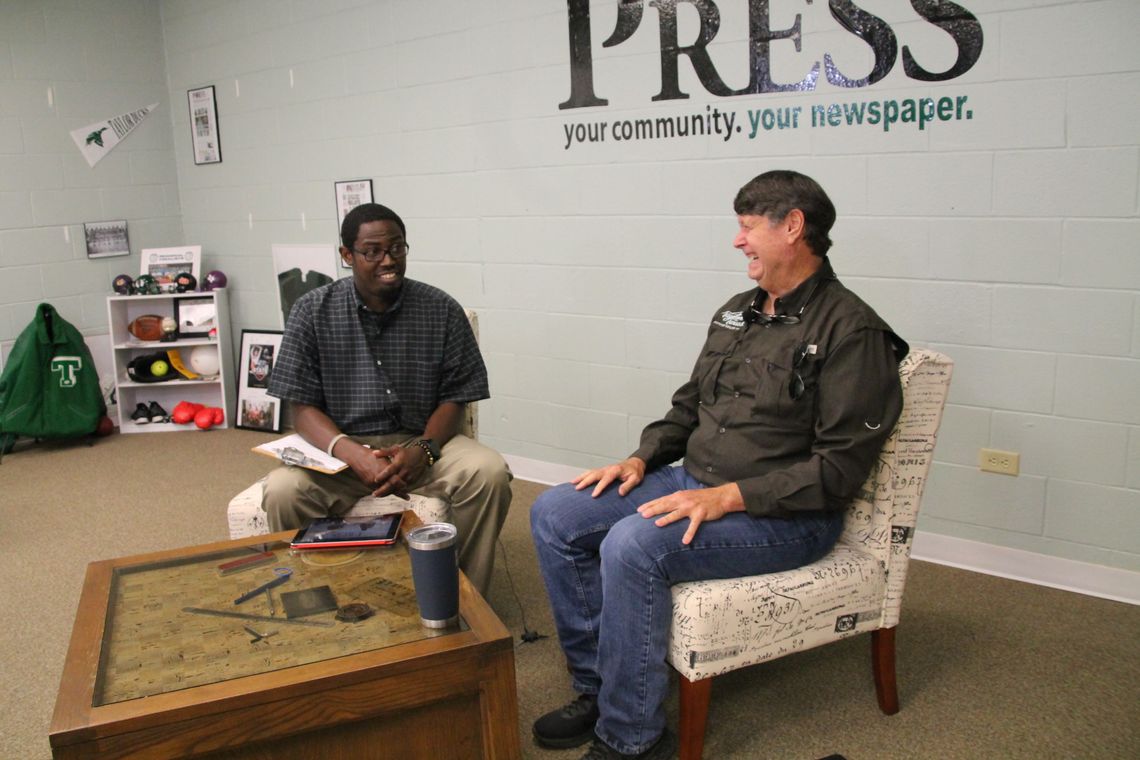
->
<box><xmin>254</xmin><ymin>433</ymin><xmax>347</xmax><ymax>473</ymax></box>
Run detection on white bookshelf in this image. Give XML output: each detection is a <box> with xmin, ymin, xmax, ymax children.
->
<box><xmin>106</xmin><ymin>289</ymin><xmax>235</xmax><ymax>433</ymax></box>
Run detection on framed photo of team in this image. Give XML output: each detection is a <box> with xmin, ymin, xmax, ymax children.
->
<box><xmin>236</xmin><ymin>330</ymin><xmax>283</xmax><ymax>432</ymax></box>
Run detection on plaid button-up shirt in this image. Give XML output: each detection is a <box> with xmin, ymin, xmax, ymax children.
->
<box><xmin>267</xmin><ymin>278</ymin><xmax>488</xmax><ymax>435</ymax></box>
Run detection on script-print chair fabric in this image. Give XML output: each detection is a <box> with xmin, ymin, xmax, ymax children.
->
<box><xmin>227</xmin><ymin>310</ymin><xmax>480</xmax><ymax>540</ymax></box>
<box><xmin>667</xmin><ymin>348</ymin><xmax>953</xmax><ymax>760</ymax></box>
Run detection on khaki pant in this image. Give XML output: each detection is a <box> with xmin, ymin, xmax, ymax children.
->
<box><xmin>264</xmin><ymin>433</ymin><xmax>512</xmax><ymax>595</ymax></box>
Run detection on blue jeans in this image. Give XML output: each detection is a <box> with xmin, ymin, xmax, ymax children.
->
<box><xmin>530</xmin><ymin>466</ymin><xmax>843</xmax><ymax>755</ymax></box>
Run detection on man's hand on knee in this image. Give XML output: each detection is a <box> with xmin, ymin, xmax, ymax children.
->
<box><xmin>571</xmin><ymin>457</ymin><xmax>647</xmax><ymax>498</ymax></box>
<box><xmin>637</xmin><ymin>483</ymin><xmax>745</xmax><ymax>545</ymax></box>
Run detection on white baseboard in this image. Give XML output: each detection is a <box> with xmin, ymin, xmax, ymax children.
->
<box><xmin>504</xmin><ymin>454</ymin><xmax>582</xmax><ymax>487</ymax></box>
<box><xmin>911</xmin><ymin>531</ymin><xmax>1139</xmax><ymax>606</ymax></box>
<box><xmin>506</xmin><ymin>454</ymin><xmax>1139</xmax><ymax>606</ymax></box>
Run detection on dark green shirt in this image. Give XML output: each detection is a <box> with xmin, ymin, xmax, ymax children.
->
<box><xmin>632</xmin><ymin>259</ymin><xmax>906</xmax><ymax>517</ymax></box>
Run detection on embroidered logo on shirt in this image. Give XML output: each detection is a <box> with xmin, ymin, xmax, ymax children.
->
<box><xmin>713</xmin><ymin>310</ymin><xmax>746</xmax><ymax>330</ymax></box>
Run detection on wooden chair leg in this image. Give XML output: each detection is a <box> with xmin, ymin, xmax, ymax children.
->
<box><xmin>678</xmin><ymin>675</ymin><xmax>713</xmax><ymax>760</ymax></box>
<box><xmin>871</xmin><ymin>626</ymin><xmax>900</xmax><ymax>715</ymax></box>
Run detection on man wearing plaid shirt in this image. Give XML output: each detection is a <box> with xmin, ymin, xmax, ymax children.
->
<box><xmin>265</xmin><ymin>203</ymin><xmax>512</xmax><ymax>595</ymax></box>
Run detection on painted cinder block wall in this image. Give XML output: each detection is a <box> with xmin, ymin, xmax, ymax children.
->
<box><xmin>0</xmin><ymin>1</ymin><xmax>1136</xmax><ymax>581</ymax></box>
<box><xmin>0</xmin><ymin>0</ymin><xmax>183</xmax><ymax>344</ymax></box>
<box><xmin>159</xmin><ymin>0</ymin><xmax>1140</xmax><ymax>575</ymax></box>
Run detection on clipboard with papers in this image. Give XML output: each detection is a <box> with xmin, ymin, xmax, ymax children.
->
<box><xmin>252</xmin><ymin>434</ymin><xmax>348</xmax><ymax>474</ymax></box>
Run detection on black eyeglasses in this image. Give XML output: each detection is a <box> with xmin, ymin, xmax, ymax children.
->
<box><xmin>789</xmin><ymin>341</ymin><xmax>809</xmax><ymax>400</ymax></box>
<box><xmin>351</xmin><ymin>242</ymin><xmax>410</xmax><ymax>262</ymax></box>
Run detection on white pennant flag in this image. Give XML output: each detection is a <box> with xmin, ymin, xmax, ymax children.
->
<box><xmin>70</xmin><ymin>102</ymin><xmax>159</xmax><ymax>168</ymax></box>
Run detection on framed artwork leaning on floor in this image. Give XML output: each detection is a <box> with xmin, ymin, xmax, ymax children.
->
<box><xmin>236</xmin><ymin>329</ymin><xmax>283</xmax><ymax>433</ymax></box>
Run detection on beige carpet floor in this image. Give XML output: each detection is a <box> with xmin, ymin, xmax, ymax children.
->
<box><xmin>1</xmin><ymin>429</ymin><xmax>1137</xmax><ymax>759</ymax></box>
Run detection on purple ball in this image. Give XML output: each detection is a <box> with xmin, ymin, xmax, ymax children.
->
<box><xmin>202</xmin><ymin>270</ymin><xmax>228</xmax><ymax>290</ymax></box>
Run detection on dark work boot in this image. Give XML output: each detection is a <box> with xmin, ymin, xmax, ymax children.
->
<box><xmin>580</xmin><ymin>729</ymin><xmax>677</xmax><ymax>760</ymax></box>
<box><xmin>533</xmin><ymin>694</ymin><xmax>599</xmax><ymax>749</ymax></box>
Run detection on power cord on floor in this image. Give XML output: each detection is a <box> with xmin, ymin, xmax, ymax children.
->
<box><xmin>496</xmin><ymin>537</ymin><xmax>548</xmax><ymax>646</ymax></box>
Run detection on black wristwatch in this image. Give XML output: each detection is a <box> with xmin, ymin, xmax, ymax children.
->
<box><xmin>412</xmin><ymin>438</ymin><xmax>441</xmax><ymax>467</ymax></box>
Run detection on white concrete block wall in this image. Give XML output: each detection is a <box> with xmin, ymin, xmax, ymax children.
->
<box><xmin>0</xmin><ymin>0</ymin><xmax>182</xmax><ymax>348</ymax></box>
<box><xmin>154</xmin><ymin>0</ymin><xmax>1136</xmax><ymax>576</ymax></box>
<box><xmin>3</xmin><ymin>1</ymin><xmax>1136</xmax><ymax>580</ymax></box>
<box><xmin>1128</xmin><ymin>430</ymin><xmax>1140</xmax><ymax>489</ymax></box>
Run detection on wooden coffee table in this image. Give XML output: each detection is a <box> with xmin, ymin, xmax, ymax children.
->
<box><xmin>49</xmin><ymin>513</ymin><xmax>520</xmax><ymax>759</ymax></box>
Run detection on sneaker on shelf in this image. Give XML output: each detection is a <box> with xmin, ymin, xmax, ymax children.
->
<box><xmin>131</xmin><ymin>402</ymin><xmax>151</xmax><ymax>425</ymax></box>
<box><xmin>533</xmin><ymin>694</ymin><xmax>599</xmax><ymax>749</ymax></box>
<box><xmin>147</xmin><ymin>401</ymin><xmax>169</xmax><ymax>423</ymax></box>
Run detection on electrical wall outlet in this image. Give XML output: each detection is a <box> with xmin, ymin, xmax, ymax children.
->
<box><xmin>980</xmin><ymin>448</ymin><xmax>1020</xmax><ymax>476</ymax></box>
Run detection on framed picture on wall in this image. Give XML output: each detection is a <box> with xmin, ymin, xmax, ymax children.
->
<box><xmin>271</xmin><ymin>243</ymin><xmax>340</xmax><ymax>328</ymax></box>
<box><xmin>237</xmin><ymin>330</ymin><xmax>284</xmax><ymax>432</ymax></box>
<box><xmin>334</xmin><ymin>179</ymin><xmax>373</xmax><ymax>268</ymax></box>
<box><xmin>84</xmin><ymin>220</ymin><xmax>130</xmax><ymax>259</ymax></box>
<box><xmin>141</xmin><ymin>246</ymin><xmax>201</xmax><ymax>292</ymax></box>
<box><xmin>187</xmin><ymin>85</ymin><xmax>222</xmax><ymax>165</ymax></box>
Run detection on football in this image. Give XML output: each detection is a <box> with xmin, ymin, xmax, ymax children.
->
<box><xmin>128</xmin><ymin>314</ymin><xmax>165</xmax><ymax>341</ymax></box>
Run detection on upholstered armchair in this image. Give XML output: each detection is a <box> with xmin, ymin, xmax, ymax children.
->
<box><xmin>667</xmin><ymin>348</ymin><xmax>953</xmax><ymax>760</ymax></box>
<box><xmin>227</xmin><ymin>310</ymin><xmax>480</xmax><ymax>539</ymax></box>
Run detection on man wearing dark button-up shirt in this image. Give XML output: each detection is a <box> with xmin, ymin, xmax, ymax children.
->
<box><xmin>634</xmin><ymin>254</ymin><xmax>904</xmax><ymax>519</ymax></box>
<box><xmin>530</xmin><ymin>171</ymin><xmax>906</xmax><ymax>760</ymax></box>
<box><xmin>264</xmin><ymin>203</ymin><xmax>511</xmax><ymax>595</ymax></box>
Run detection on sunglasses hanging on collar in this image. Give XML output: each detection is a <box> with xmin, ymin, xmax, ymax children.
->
<box><xmin>745</xmin><ymin>275</ymin><xmax>833</xmax><ymax>326</ymax></box>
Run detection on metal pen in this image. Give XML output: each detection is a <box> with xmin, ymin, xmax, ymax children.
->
<box><xmin>234</xmin><ymin>568</ymin><xmax>292</xmax><ymax>605</ymax></box>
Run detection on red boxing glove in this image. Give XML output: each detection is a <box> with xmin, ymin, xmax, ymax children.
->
<box><xmin>194</xmin><ymin>407</ymin><xmax>217</xmax><ymax>429</ymax></box>
<box><xmin>194</xmin><ymin>407</ymin><xmax>224</xmax><ymax>429</ymax></box>
<box><xmin>171</xmin><ymin>401</ymin><xmax>204</xmax><ymax>424</ymax></box>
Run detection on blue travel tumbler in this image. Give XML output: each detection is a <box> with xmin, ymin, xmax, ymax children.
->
<box><xmin>406</xmin><ymin>523</ymin><xmax>460</xmax><ymax>628</ymax></box>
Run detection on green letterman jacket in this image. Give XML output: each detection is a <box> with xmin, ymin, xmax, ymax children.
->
<box><xmin>0</xmin><ymin>303</ymin><xmax>106</xmax><ymax>441</ymax></box>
